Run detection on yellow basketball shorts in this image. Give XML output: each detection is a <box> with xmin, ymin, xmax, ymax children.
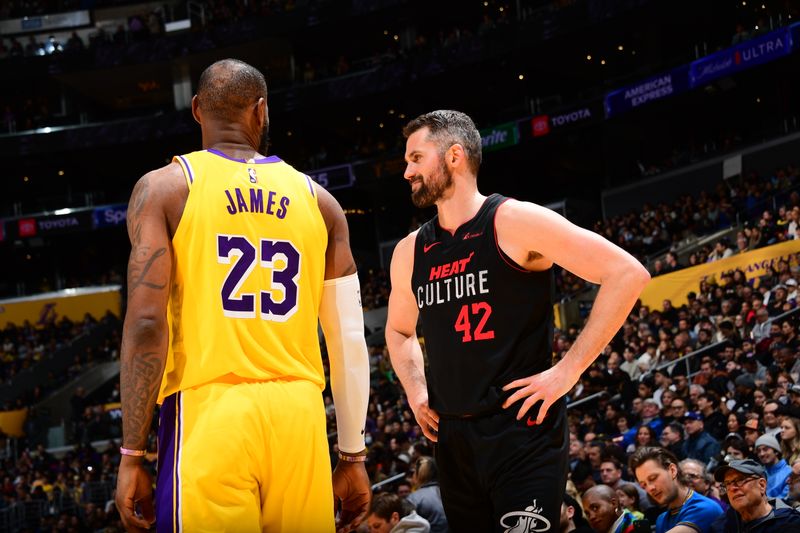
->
<box><xmin>155</xmin><ymin>379</ymin><xmax>335</xmax><ymax>532</ymax></box>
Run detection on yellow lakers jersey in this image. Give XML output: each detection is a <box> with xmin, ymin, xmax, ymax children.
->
<box><xmin>158</xmin><ymin>149</ymin><xmax>328</xmax><ymax>403</ymax></box>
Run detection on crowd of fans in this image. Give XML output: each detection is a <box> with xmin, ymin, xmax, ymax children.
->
<box><xmin>4</xmin><ymin>171</ymin><xmax>800</xmax><ymax>529</ymax></box>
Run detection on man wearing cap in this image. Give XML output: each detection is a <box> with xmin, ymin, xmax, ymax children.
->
<box><xmin>710</xmin><ymin>459</ymin><xmax>800</xmax><ymax>532</ymax></box>
<box><xmin>755</xmin><ymin>434</ymin><xmax>792</xmax><ymax>498</ymax></box>
<box><xmin>683</xmin><ymin>412</ymin><xmax>721</xmax><ymax>465</ymax></box>
<box><xmin>743</xmin><ymin>419</ymin><xmax>760</xmax><ymax>450</ymax></box>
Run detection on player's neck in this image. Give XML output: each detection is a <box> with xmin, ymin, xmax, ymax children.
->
<box><xmin>435</xmin><ymin>185</ymin><xmax>486</xmax><ymax>235</ymax></box>
<box><xmin>202</xmin><ymin>123</ymin><xmax>262</xmax><ymax>160</ymax></box>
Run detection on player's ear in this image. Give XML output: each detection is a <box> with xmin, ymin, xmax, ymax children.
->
<box><xmin>191</xmin><ymin>95</ymin><xmax>201</xmax><ymax>125</ymax></box>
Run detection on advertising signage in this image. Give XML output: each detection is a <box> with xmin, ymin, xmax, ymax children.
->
<box><xmin>690</xmin><ymin>26</ymin><xmax>794</xmax><ymax>87</ymax></box>
<box><xmin>604</xmin><ymin>65</ymin><xmax>690</xmax><ymax>118</ymax></box>
<box><xmin>306</xmin><ymin>164</ymin><xmax>355</xmax><ymax>191</ymax></box>
<box><xmin>92</xmin><ymin>204</ymin><xmax>128</xmax><ymax>229</ymax></box>
<box><xmin>480</xmin><ymin>122</ymin><xmax>520</xmax><ymax>152</ymax></box>
<box><xmin>530</xmin><ymin>102</ymin><xmax>600</xmax><ymax>138</ymax></box>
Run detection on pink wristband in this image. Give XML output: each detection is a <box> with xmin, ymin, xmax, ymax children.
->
<box><xmin>120</xmin><ymin>447</ymin><xmax>147</xmax><ymax>457</ymax></box>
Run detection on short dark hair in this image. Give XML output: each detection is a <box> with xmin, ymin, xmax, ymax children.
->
<box><xmin>698</xmin><ymin>392</ymin><xmax>719</xmax><ymax>408</ymax></box>
<box><xmin>403</xmin><ymin>110</ymin><xmax>482</xmax><ymax>174</ymax></box>
<box><xmin>197</xmin><ymin>59</ymin><xmax>267</xmax><ymax>122</ymax></box>
<box><xmin>369</xmin><ymin>492</ymin><xmax>405</xmax><ymax>521</ymax></box>
<box><xmin>665</xmin><ymin>421</ymin><xmax>685</xmax><ymax>436</ymax></box>
<box><xmin>600</xmin><ymin>457</ymin><xmax>623</xmax><ymax>471</ymax></box>
<box><xmin>629</xmin><ymin>446</ymin><xmax>685</xmax><ymax>485</ymax></box>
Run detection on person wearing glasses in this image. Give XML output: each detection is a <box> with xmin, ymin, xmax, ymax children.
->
<box><xmin>710</xmin><ymin>459</ymin><xmax>800</xmax><ymax>532</ymax></box>
<box><xmin>630</xmin><ymin>447</ymin><xmax>723</xmax><ymax>533</ymax></box>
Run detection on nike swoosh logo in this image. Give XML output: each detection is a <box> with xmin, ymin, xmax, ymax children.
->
<box><xmin>423</xmin><ymin>242</ymin><xmax>441</xmax><ymax>253</ymax></box>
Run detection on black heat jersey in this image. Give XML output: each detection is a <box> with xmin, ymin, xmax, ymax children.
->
<box><xmin>411</xmin><ymin>194</ymin><xmax>554</xmax><ymax>416</ymax></box>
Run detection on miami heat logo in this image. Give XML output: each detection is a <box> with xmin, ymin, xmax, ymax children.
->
<box><xmin>500</xmin><ymin>499</ymin><xmax>551</xmax><ymax>532</ymax></box>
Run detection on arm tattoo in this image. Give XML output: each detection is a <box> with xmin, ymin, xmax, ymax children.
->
<box><xmin>126</xmin><ymin>174</ymin><xmax>168</xmax><ymax>293</ymax></box>
<box><xmin>120</xmin><ymin>349</ymin><xmax>165</xmax><ymax>449</ymax></box>
<box><xmin>128</xmin><ymin>246</ymin><xmax>167</xmax><ymax>292</ymax></box>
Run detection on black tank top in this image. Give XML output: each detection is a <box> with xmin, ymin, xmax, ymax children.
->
<box><xmin>411</xmin><ymin>194</ymin><xmax>554</xmax><ymax>416</ymax></box>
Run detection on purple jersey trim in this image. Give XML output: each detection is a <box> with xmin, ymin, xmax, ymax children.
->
<box><xmin>177</xmin><ymin>155</ymin><xmax>194</xmax><ymax>184</ymax></box>
<box><xmin>206</xmin><ymin>148</ymin><xmax>282</xmax><ymax>164</ymax></box>
<box><xmin>156</xmin><ymin>392</ymin><xmax>181</xmax><ymax>533</ymax></box>
<box><xmin>304</xmin><ymin>174</ymin><xmax>316</xmax><ymax>197</ymax></box>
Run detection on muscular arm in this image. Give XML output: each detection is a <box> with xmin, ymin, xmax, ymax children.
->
<box><xmin>315</xmin><ymin>184</ymin><xmax>371</xmax><ymax>532</ymax></box>
<box><xmin>385</xmin><ymin>233</ymin><xmax>438</xmax><ymax>441</ymax></box>
<box><xmin>120</xmin><ymin>171</ymin><xmax>173</xmax><ymax>451</ymax></box>
<box><xmin>499</xmin><ymin>200</ymin><xmax>650</xmax><ymax>421</ymax></box>
<box><xmin>316</xmin><ymin>184</ymin><xmax>357</xmax><ymax>280</ymax></box>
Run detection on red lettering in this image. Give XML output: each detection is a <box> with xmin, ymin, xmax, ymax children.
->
<box><xmin>429</xmin><ymin>265</ymin><xmax>443</xmax><ymax>281</ymax></box>
<box><xmin>472</xmin><ymin>302</ymin><xmax>495</xmax><ymax>340</ymax></box>
<box><xmin>455</xmin><ymin>305</ymin><xmax>472</xmax><ymax>342</ymax></box>
<box><xmin>453</xmin><ymin>301</ymin><xmax>495</xmax><ymax>343</ymax></box>
<box><xmin>441</xmin><ymin>263</ymin><xmax>452</xmax><ymax>277</ymax></box>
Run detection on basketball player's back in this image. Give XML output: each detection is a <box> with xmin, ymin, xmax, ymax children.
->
<box><xmin>161</xmin><ymin>148</ymin><xmax>328</xmax><ymax>402</ymax></box>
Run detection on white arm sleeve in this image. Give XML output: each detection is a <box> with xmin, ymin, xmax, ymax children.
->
<box><xmin>319</xmin><ymin>273</ymin><xmax>370</xmax><ymax>453</ymax></box>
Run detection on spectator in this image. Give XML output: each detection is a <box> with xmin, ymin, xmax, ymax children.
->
<box><xmin>661</xmin><ymin>421</ymin><xmax>687</xmax><ymax>460</ymax></box>
<box><xmin>599</xmin><ymin>458</ymin><xmax>652</xmax><ymax>511</ymax></box>
<box><xmin>406</xmin><ymin>456</ymin><xmax>447</xmax><ymax>533</ymax></box>
<box><xmin>683</xmin><ymin>412</ymin><xmax>721</xmax><ymax>465</ymax></box>
<box><xmin>754</xmin><ymin>434</ymin><xmax>792</xmax><ymax>499</ymax></box>
<box><xmin>743</xmin><ymin>419</ymin><xmax>761</xmax><ymax>450</ymax></box>
<box><xmin>560</xmin><ymin>493</ymin><xmax>593</xmax><ymax>533</ymax></box>
<box><xmin>711</xmin><ymin>459</ymin><xmax>800</xmax><ymax>532</ymax></box>
<box><xmin>582</xmin><ymin>485</ymin><xmax>650</xmax><ymax>533</ymax></box>
<box><xmin>724</xmin><ymin>436</ymin><xmax>753</xmax><ymax>462</ymax></box>
<box><xmin>763</xmin><ymin>400</ymin><xmax>783</xmax><ymax>437</ymax></box>
<box><xmin>697</xmin><ymin>393</ymin><xmax>727</xmax><ymax>441</ymax></box>
<box><xmin>780</xmin><ymin>417</ymin><xmax>800</xmax><ymax>467</ymax></box>
<box><xmin>751</xmin><ymin>309</ymin><xmax>771</xmax><ymax>343</ymax></box>
<box><xmin>616</xmin><ymin>484</ymin><xmax>645</xmax><ymax>520</ymax></box>
<box><xmin>630</xmin><ymin>447</ymin><xmax>724</xmax><ymax>533</ymax></box>
<box><xmin>397</xmin><ymin>481</ymin><xmax>412</xmax><ymax>499</ymax></box>
<box><xmin>679</xmin><ymin>459</ymin><xmax>726</xmax><ymax>511</ymax></box>
<box><xmin>367</xmin><ymin>492</ymin><xmax>431</xmax><ymax>533</ymax></box>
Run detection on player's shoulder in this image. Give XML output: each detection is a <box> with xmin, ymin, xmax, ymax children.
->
<box><xmin>136</xmin><ymin>160</ymin><xmax>184</xmax><ymax>187</ymax></box>
<box><xmin>389</xmin><ymin>230</ymin><xmax>420</xmax><ymax>273</ymax></box>
<box><xmin>129</xmin><ymin>162</ymin><xmax>187</xmax><ymax>216</ymax></box>
<box><xmin>496</xmin><ymin>197</ymin><xmax>547</xmax><ymax>218</ymax></box>
<box><xmin>396</xmin><ymin>230</ymin><xmax>420</xmax><ymax>254</ymax></box>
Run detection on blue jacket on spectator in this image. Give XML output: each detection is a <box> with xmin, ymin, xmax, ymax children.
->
<box><xmin>765</xmin><ymin>459</ymin><xmax>791</xmax><ymax>499</ymax></box>
<box><xmin>682</xmin><ymin>431</ymin><xmax>720</xmax><ymax>464</ymax></box>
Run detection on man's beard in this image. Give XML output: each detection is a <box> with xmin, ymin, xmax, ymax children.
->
<box><xmin>411</xmin><ymin>160</ymin><xmax>452</xmax><ymax>208</ymax></box>
<box><xmin>258</xmin><ymin>120</ymin><xmax>270</xmax><ymax>155</ymax></box>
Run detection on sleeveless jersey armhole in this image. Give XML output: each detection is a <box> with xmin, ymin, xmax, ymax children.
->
<box><xmin>493</xmin><ymin>198</ymin><xmax>534</xmax><ymax>273</ymax></box>
<box><xmin>174</xmin><ymin>155</ymin><xmax>196</xmax><ymax>188</ymax></box>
